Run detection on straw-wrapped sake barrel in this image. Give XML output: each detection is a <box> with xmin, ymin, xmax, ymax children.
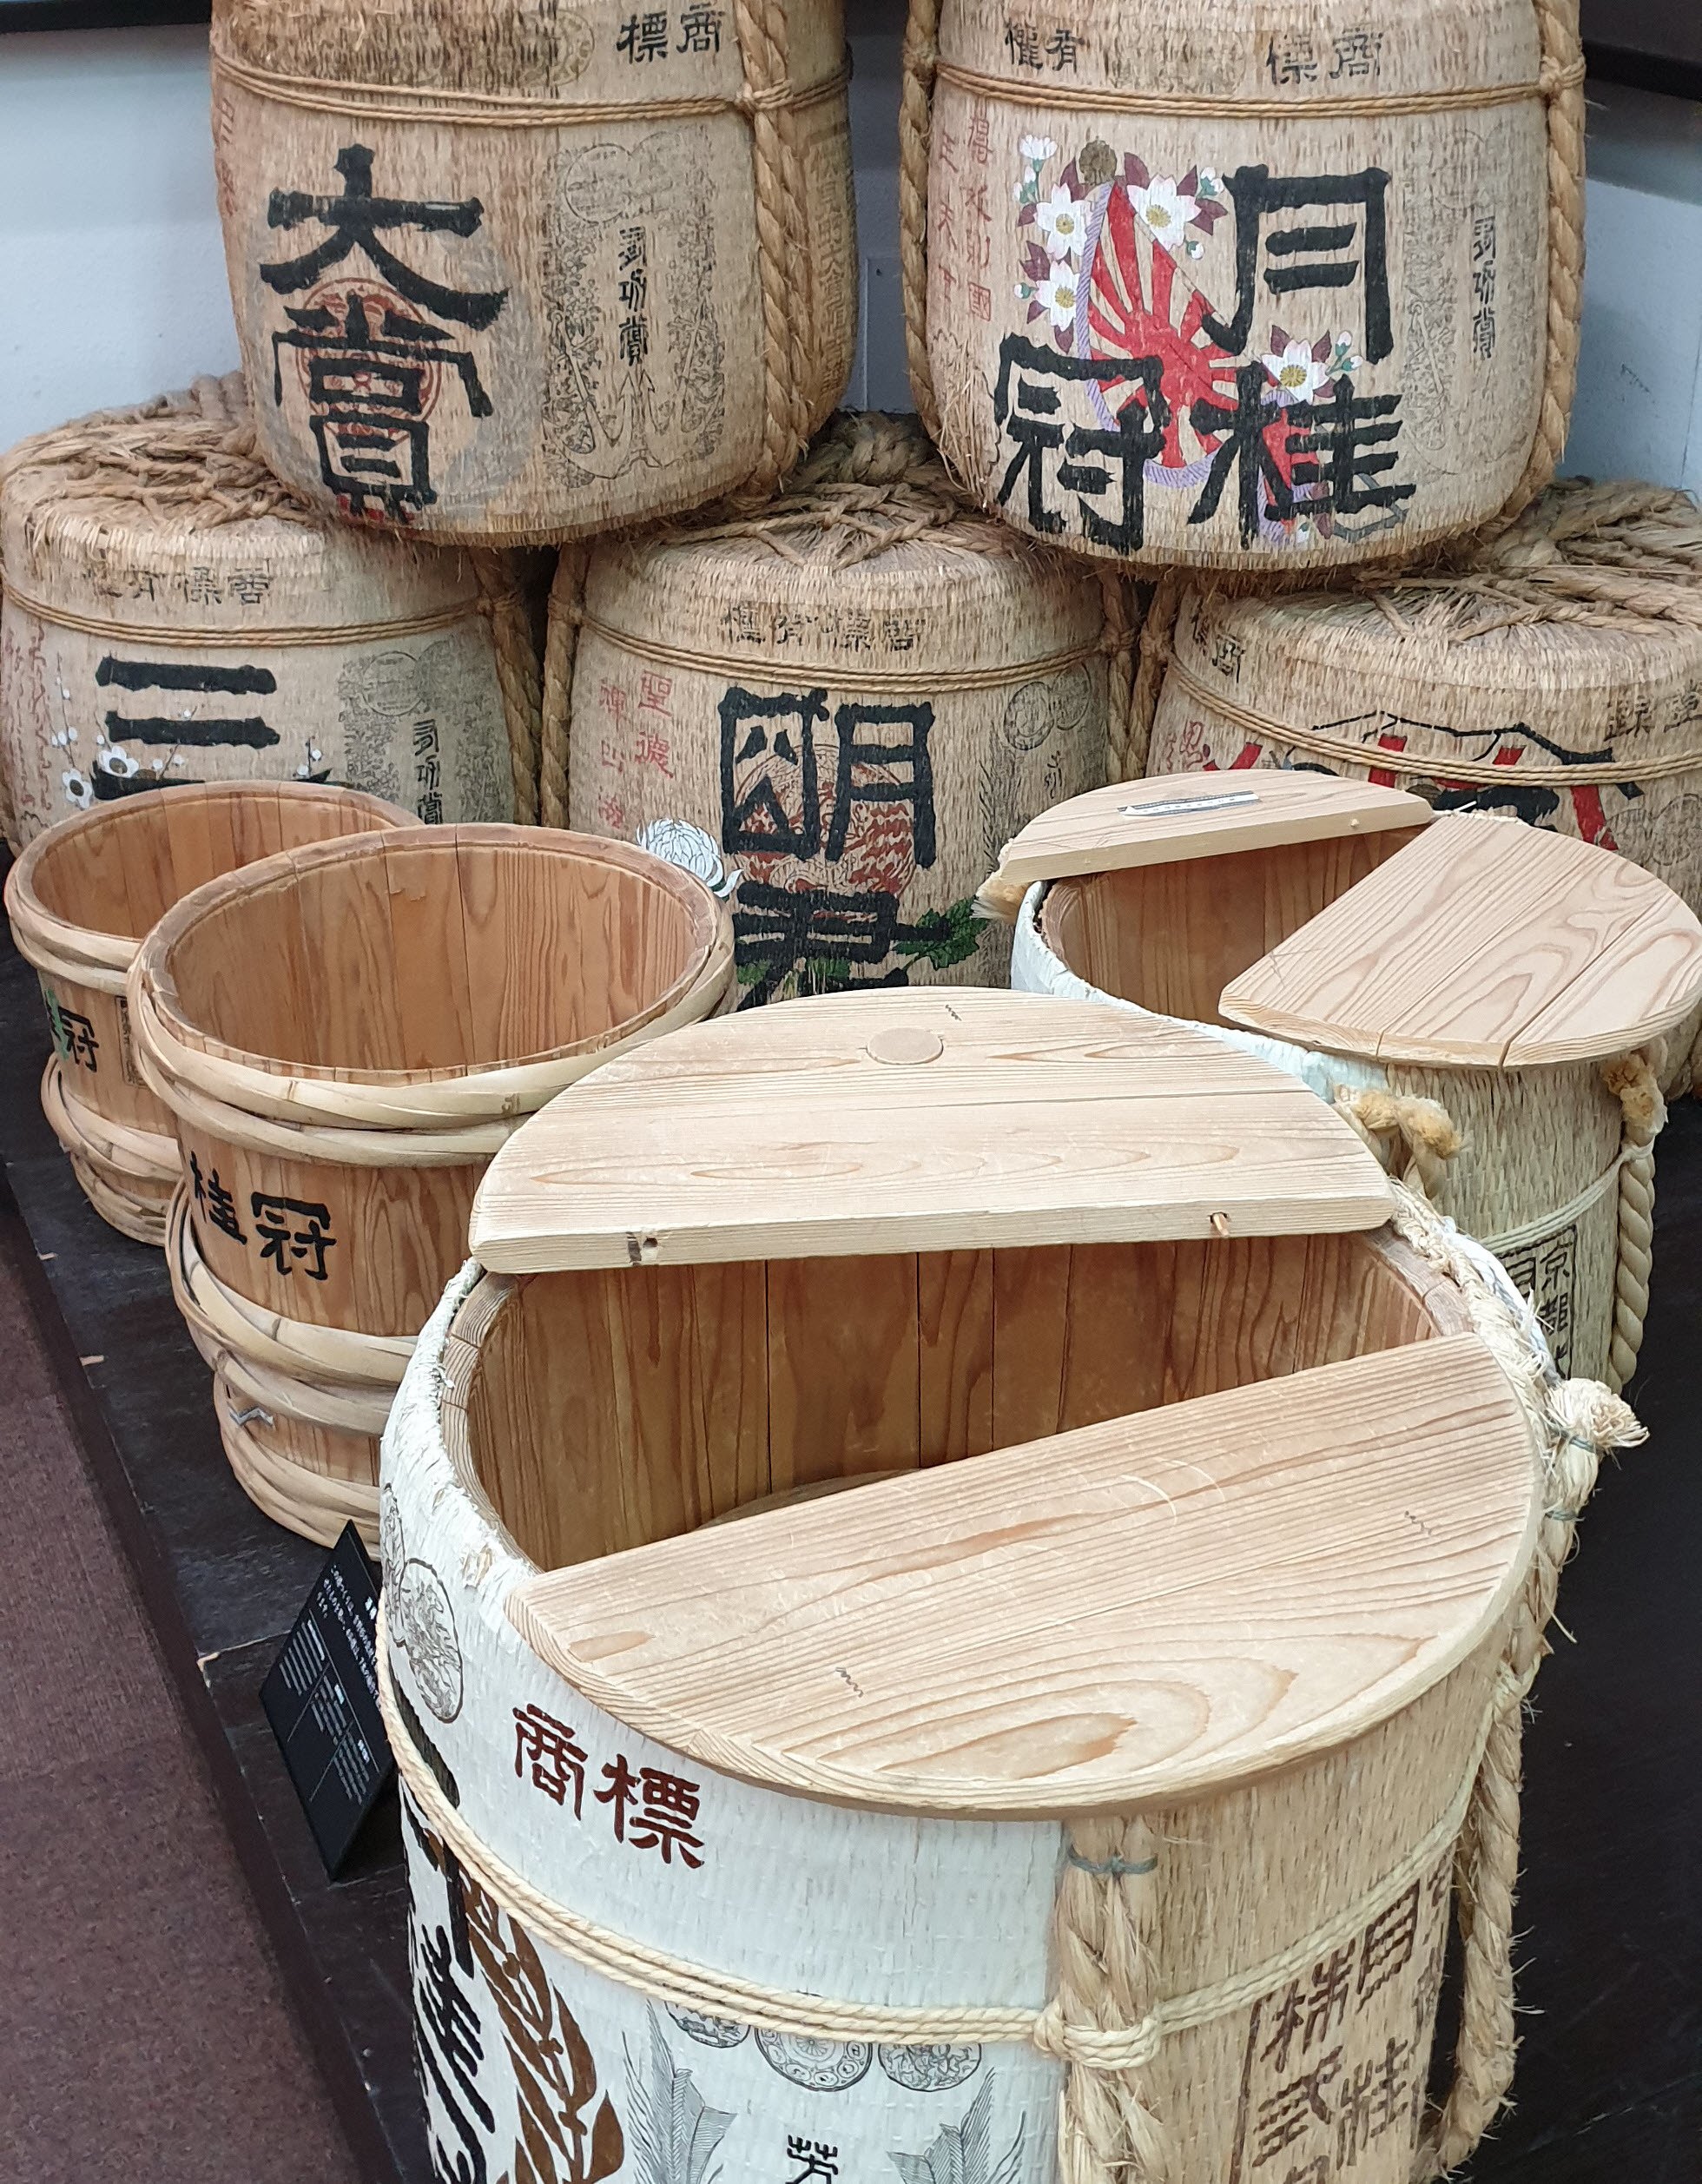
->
<box><xmin>210</xmin><ymin>0</ymin><xmax>857</xmax><ymax>544</ymax></box>
<box><xmin>990</xmin><ymin>775</ymin><xmax>1702</xmax><ymax>1389</ymax></box>
<box><xmin>900</xmin><ymin>0</ymin><xmax>1584</xmax><ymax>570</ymax></box>
<box><xmin>380</xmin><ymin>987</ymin><xmax>1637</xmax><ymax>2184</ymax></box>
<box><xmin>3</xmin><ymin>782</ymin><xmax>413</xmax><ymax>1244</ymax></box>
<box><xmin>560</xmin><ymin>412</ymin><xmax>1127</xmax><ymax>1004</ymax></box>
<box><xmin>130</xmin><ymin>825</ymin><xmax>732</xmax><ymax>1545</ymax></box>
<box><xmin>0</xmin><ymin>376</ymin><xmax>542</xmax><ymax>842</ymax></box>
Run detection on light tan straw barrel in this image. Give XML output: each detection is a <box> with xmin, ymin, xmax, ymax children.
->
<box><xmin>0</xmin><ymin>375</ymin><xmax>544</xmax><ymax>838</ymax></box>
<box><xmin>382</xmin><ymin>989</ymin><xmax>1642</xmax><ymax>2184</ymax></box>
<box><xmin>555</xmin><ymin>412</ymin><xmax>1129</xmax><ymax>1003</ymax></box>
<box><xmin>131</xmin><ymin>824</ymin><xmax>733</xmax><ymax>1543</ymax></box>
<box><xmin>209</xmin><ymin>0</ymin><xmax>857</xmax><ymax>544</ymax></box>
<box><xmin>4</xmin><ymin>781</ymin><xmax>412</xmax><ymax>1244</ymax></box>
<box><xmin>900</xmin><ymin>0</ymin><xmax>1584</xmax><ymax>572</ymax></box>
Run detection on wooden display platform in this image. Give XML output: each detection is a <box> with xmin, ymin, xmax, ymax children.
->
<box><xmin>0</xmin><ymin>917</ymin><xmax>1697</xmax><ymax>2181</ymax></box>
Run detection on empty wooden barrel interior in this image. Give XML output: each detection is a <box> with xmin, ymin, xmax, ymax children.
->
<box><xmin>379</xmin><ymin>990</ymin><xmax>1608</xmax><ymax>2184</ymax></box>
<box><xmin>132</xmin><ymin>824</ymin><xmax>732</xmax><ymax>1543</ymax></box>
<box><xmin>3</xmin><ymin>780</ymin><xmax>412</xmax><ymax>1243</ymax></box>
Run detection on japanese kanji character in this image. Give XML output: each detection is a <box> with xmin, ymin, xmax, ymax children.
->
<box><xmin>190</xmin><ymin>1151</ymin><xmax>247</xmax><ymax>1244</ymax></box>
<box><xmin>512</xmin><ymin>1704</ymin><xmax>588</xmax><ymax>1816</ymax></box>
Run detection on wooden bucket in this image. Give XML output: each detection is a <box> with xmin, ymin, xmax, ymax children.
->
<box><xmin>0</xmin><ymin>373</ymin><xmax>544</xmax><ymax>840</ymax></box>
<box><xmin>556</xmin><ymin>411</ymin><xmax>1125</xmax><ymax>1005</ymax></box>
<box><xmin>4</xmin><ymin>780</ymin><xmax>412</xmax><ymax>1244</ymax></box>
<box><xmin>988</xmin><ymin>775</ymin><xmax>1702</xmax><ymax>1389</ymax></box>
<box><xmin>899</xmin><ymin>0</ymin><xmax>1584</xmax><ymax>571</ymax></box>
<box><xmin>209</xmin><ymin>0</ymin><xmax>857</xmax><ymax>544</ymax></box>
<box><xmin>131</xmin><ymin>824</ymin><xmax>734</xmax><ymax>1545</ymax></box>
<box><xmin>379</xmin><ymin>987</ymin><xmax>1636</xmax><ymax>2184</ymax></box>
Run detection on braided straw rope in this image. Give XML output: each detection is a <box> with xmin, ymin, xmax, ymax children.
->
<box><xmin>0</xmin><ymin>374</ymin><xmax>545</xmax><ymax>822</ymax></box>
<box><xmin>539</xmin><ymin>409</ymin><xmax>1142</xmax><ymax>817</ymax></box>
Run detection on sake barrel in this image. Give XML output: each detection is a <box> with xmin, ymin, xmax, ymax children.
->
<box><xmin>990</xmin><ymin>777</ymin><xmax>1702</xmax><ymax>1389</ymax></box>
<box><xmin>0</xmin><ymin>375</ymin><xmax>543</xmax><ymax>842</ymax></box>
<box><xmin>379</xmin><ymin>987</ymin><xmax>1637</xmax><ymax>2184</ymax></box>
<box><xmin>130</xmin><ymin>825</ymin><xmax>733</xmax><ymax>1545</ymax></box>
<box><xmin>900</xmin><ymin>0</ymin><xmax>1584</xmax><ymax>571</ymax></box>
<box><xmin>559</xmin><ymin>412</ymin><xmax>1126</xmax><ymax>1006</ymax></box>
<box><xmin>3</xmin><ymin>781</ymin><xmax>413</xmax><ymax>1244</ymax></box>
<box><xmin>1143</xmin><ymin>475</ymin><xmax>1702</xmax><ymax>1080</ymax></box>
<box><xmin>209</xmin><ymin>0</ymin><xmax>857</xmax><ymax>544</ymax></box>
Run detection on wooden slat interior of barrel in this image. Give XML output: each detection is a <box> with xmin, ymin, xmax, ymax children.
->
<box><xmin>443</xmin><ymin>1224</ymin><xmax>1468</xmax><ymax>1576</ymax></box>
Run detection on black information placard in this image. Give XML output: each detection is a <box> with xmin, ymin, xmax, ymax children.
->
<box><xmin>261</xmin><ymin>1522</ymin><xmax>394</xmax><ymax>1877</ymax></box>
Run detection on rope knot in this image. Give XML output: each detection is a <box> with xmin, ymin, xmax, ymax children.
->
<box><xmin>1031</xmin><ymin>2003</ymin><xmax>1163</xmax><ymax>2073</ymax></box>
<box><xmin>1600</xmin><ymin>1050</ymin><xmax>1666</xmax><ymax>1140</ymax></box>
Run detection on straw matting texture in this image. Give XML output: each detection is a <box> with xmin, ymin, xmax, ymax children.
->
<box><xmin>900</xmin><ymin>0</ymin><xmax>1584</xmax><ymax>572</ymax></box>
<box><xmin>550</xmin><ymin>409</ymin><xmax>1137</xmax><ymax>1006</ymax></box>
<box><xmin>209</xmin><ymin>0</ymin><xmax>856</xmax><ymax>544</ymax></box>
<box><xmin>0</xmin><ymin>373</ymin><xmax>542</xmax><ymax>838</ymax></box>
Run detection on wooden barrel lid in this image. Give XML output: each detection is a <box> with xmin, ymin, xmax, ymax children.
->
<box><xmin>984</xmin><ymin>769</ymin><xmax>1432</xmax><ymax>894</ymax></box>
<box><xmin>1222</xmin><ymin>813</ymin><xmax>1702</xmax><ymax>1067</ymax></box>
<box><xmin>506</xmin><ymin>1333</ymin><xmax>1538</xmax><ymax>1815</ymax></box>
<box><xmin>468</xmin><ymin>989</ymin><xmax>1395</xmax><ymax>1271</ymax></box>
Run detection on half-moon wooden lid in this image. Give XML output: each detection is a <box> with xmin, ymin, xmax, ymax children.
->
<box><xmin>984</xmin><ymin>769</ymin><xmax>1432</xmax><ymax>894</ymax></box>
<box><xmin>1222</xmin><ymin>813</ymin><xmax>1702</xmax><ymax>1067</ymax></box>
<box><xmin>469</xmin><ymin>989</ymin><xmax>1394</xmax><ymax>1271</ymax></box>
<box><xmin>507</xmin><ymin>1334</ymin><xmax>1539</xmax><ymax>1816</ymax></box>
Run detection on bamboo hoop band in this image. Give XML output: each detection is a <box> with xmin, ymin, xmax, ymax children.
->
<box><xmin>1161</xmin><ymin>653</ymin><xmax>1702</xmax><ymax>787</ymax></box>
<box><xmin>63</xmin><ymin>1147</ymin><xmax>169</xmax><ymax>1245</ymax></box>
<box><xmin>0</xmin><ymin>583</ymin><xmax>512</xmax><ymax>650</ymax></box>
<box><xmin>209</xmin><ymin>36</ymin><xmax>848</xmax><ymax>129</ymax></box>
<box><xmin>899</xmin><ymin>0</ymin><xmax>1586</xmax><ymax>532</ymax></box>
<box><xmin>12</xmin><ymin>929</ymin><xmax>130</xmax><ymax>998</ymax></box>
<box><xmin>216</xmin><ymin>1381</ymin><xmax>379</xmax><ymax>1550</ymax></box>
<box><xmin>577</xmin><ymin>611</ymin><xmax>1106</xmax><ymax>694</ymax></box>
<box><xmin>931</xmin><ymin>56</ymin><xmax>1580</xmax><ymax>118</ymax></box>
<box><xmin>382</xmin><ymin>1627</ymin><xmax>1493</xmax><ymax>2063</ymax></box>
<box><xmin>44</xmin><ymin>1061</ymin><xmax>178</xmax><ymax>1183</ymax></box>
<box><xmin>130</xmin><ymin>913</ymin><xmax>734</xmax><ymax>1135</ymax></box>
<box><xmin>168</xmin><ymin>1186</ymin><xmax>414</xmax><ymax>1389</ymax></box>
<box><xmin>197</xmin><ymin>1326</ymin><xmax>395</xmax><ymax>1437</ymax></box>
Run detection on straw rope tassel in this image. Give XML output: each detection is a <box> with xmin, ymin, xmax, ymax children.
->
<box><xmin>1333</xmin><ymin>1089</ymin><xmax>1462</xmax><ymax>1202</ymax></box>
<box><xmin>899</xmin><ymin>0</ymin><xmax>942</xmax><ymax>439</ymax></box>
<box><xmin>1040</xmin><ymin>1818</ymin><xmax>1171</xmax><ymax>2184</ymax></box>
<box><xmin>732</xmin><ymin>0</ymin><xmax>813</xmax><ymax>492</ymax></box>
<box><xmin>1098</xmin><ymin>573</ymin><xmax>1141</xmax><ymax>781</ymax></box>
<box><xmin>1601</xmin><ymin>1049</ymin><xmax>1665</xmax><ymax>1395</ymax></box>
<box><xmin>1128</xmin><ymin>574</ymin><xmax>1184</xmax><ymax>776</ymax></box>
<box><xmin>540</xmin><ymin>547</ymin><xmax>589</xmax><ymax>830</ymax></box>
<box><xmin>470</xmin><ymin>551</ymin><xmax>543</xmax><ymax>826</ymax></box>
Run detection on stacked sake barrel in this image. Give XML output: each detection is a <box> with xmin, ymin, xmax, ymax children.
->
<box><xmin>131</xmin><ymin>826</ymin><xmax>732</xmax><ymax>1547</ymax></box>
<box><xmin>558</xmin><ymin>410</ymin><xmax>1129</xmax><ymax>1000</ymax></box>
<box><xmin>0</xmin><ymin>374</ymin><xmax>541</xmax><ymax>838</ymax></box>
<box><xmin>383</xmin><ymin>987</ymin><xmax>1639</xmax><ymax>2184</ymax></box>
<box><xmin>902</xmin><ymin>0</ymin><xmax>1584</xmax><ymax>571</ymax></box>
<box><xmin>209</xmin><ymin>0</ymin><xmax>858</xmax><ymax>541</ymax></box>
<box><xmin>3</xmin><ymin>782</ymin><xmax>413</xmax><ymax>1243</ymax></box>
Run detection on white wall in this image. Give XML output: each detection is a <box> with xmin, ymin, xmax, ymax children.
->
<box><xmin>1</xmin><ymin>25</ymin><xmax>1700</xmax><ymax>493</ymax></box>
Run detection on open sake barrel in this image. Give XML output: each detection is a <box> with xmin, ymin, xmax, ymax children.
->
<box><xmin>3</xmin><ymin>781</ymin><xmax>413</xmax><ymax>1244</ymax></box>
<box><xmin>130</xmin><ymin>824</ymin><xmax>732</xmax><ymax>1546</ymax></box>
<box><xmin>210</xmin><ymin>0</ymin><xmax>857</xmax><ymax>543</ymax></box>
<box><xmin>902</xmin><ymin>0</ymin><xmax>1580</xmax><ymax>571</ymax></box>
<box><xmin>379</xmin><ymin>987</ymin><xmax>1610</xmax><ymax>2184</ymax></box>
<box><xmin>0</xmin><ymin>373</ymin><xmax>540</xmax><ymax>840</ymax></box>
<box><xmin>562</xmin><ymin>412</ymin><xmax>1125</xmax><ymax>1000</ymax></box>
<box><xmin>1145</xmin><ymin>474</ymin><xmax>1702</xmax><ymax>1085</ymax></box>
<box><xmin>992</xmin><ymin>775</ymin><xmax>1702</xmax><ymax>1388</ymax></box>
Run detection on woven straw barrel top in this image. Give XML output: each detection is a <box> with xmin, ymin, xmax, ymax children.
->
<box><xmin>1148</xmin><ymin>477</ymin><xmax>1702</xmax><ymax>914</ymax></box>
<box><xmin>565</xmin><ymin>412</ymin><xmax>1118</xmax><ymax>1006</ymax></box>
<box><xmin>909</xmin><ymin>0</ymin><xmax>1579</xmax><ymax>571</ymax></box>
<box><xmin>210</xmin><ymin>0</ymin><xmax>857</xmax><ymax>542</ymax></box>
<box><xmin>0</xmin><ymin>376</ymin><xmax>525</xmax><ymax>841</ymax></box>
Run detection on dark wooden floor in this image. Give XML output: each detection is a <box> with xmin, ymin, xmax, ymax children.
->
<box><xmin>1</xmin><ymin>916</ymin><xmax>1697</xmax><ymax>2181</ymax></box>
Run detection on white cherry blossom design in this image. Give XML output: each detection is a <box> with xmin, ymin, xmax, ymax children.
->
<box><xmin>1019</xmin><ymin>134</ymin><xmax>1058</xmax><ymax>163</ymax></box>
<box><xmin>1262</xmin><ymin>338</ymin><xmax>1331</xmax><ymax>402</ymax></box>
<box><xmin>1035</xmin><ymin>265</ymin><xmax>1082</xmax><ymax>328</ymax></box>
<box><xmin>1033</xmin><ymin>184</ymin><xmax>1086</xmax><ymax>261</ymax></box>
<box><xmin>1127</xmin><ymin>176</ymin><xmax>1199</xmax><ymax>240</ymax></box>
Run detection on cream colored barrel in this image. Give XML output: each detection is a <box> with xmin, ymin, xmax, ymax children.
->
<box><xmin>132</xmin><ymin>823</ymin><xmax>733</xmax><ymax>1542</ymax></box>
<box><xmin>3</xmin><ymin>780</ymin><xmax>413</xmax><ymax>1244</ymax></box>
<box><xmin>900</xmin><ymin>0</ymin><xmax>1582</xmax><ymax>571</ymax></box>
<box><xmin>210</xmin><ymin>0</ymin><xmax>857</xmax><ymax>544</ymax></box>
<box><xmin>0</xmin><ymin>375</ymin><xmax>542</xmax><ymax>839</ymax></box>
<box><xmin>380</xmin><ymin>990</ymin><xmax>1637</xmax><ymax>2184</ymax></box>
<box><xmin>559</xmin><ymin>412</ymin><xmax>1123</xmax><ymax>1003</ymax></box>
